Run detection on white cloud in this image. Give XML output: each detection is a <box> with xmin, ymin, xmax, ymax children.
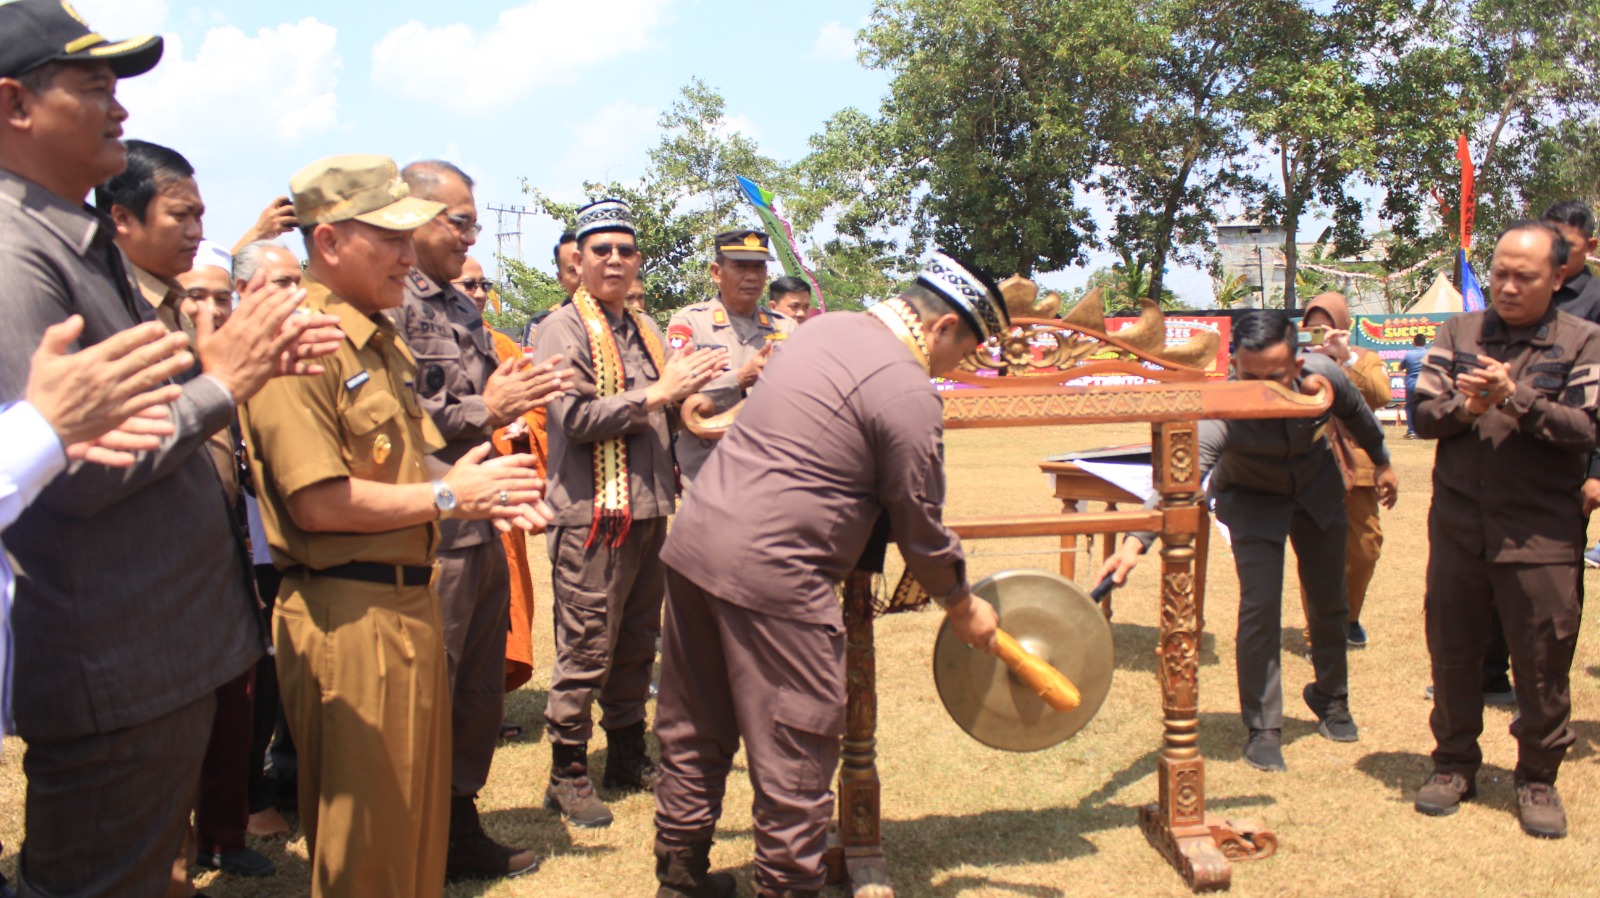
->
<box><xmin>117</xmin><ymin>19</ymin><xmax>342</xmax><ymax>151</ymax></box>
<box><xmin>809</xmin><ymin>20</ymin><xmax>858</xmax><ymax>63</ymax></box>
<box><xmin>547</xmin><ymin>101</ymin><xmax>660</xmax><ymax>197</ymax></box>
<box><xmin>71</xmin><ymin>0</ymin><xmax>170</xmax><ymax>38</ymax></box>
<box><xmin>716</xmin><ymin>114</ymin><xmax>763</xmax><ymax>144</ymax></box>
<box><xmin>372</xmin><ymin>0</ymin><xmax>673</xmax><ymax>111</ymax></box>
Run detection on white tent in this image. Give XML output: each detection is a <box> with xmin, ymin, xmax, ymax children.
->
<box><xmin>1406</xmin><ymin>273</ymin><xmax>1464</xmax><ymax>314</ymax></box>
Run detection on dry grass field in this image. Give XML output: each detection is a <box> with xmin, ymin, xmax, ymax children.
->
<box><xmin>5</xmin><ymin>421</ymin><xmax>1600</xmax><ymax>897</ymax></box>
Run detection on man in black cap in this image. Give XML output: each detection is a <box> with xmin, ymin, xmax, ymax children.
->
<box><xmin>666</xmin><ymin>229</ymin><xmax>796</xmax><ymax>485</ymax></box>
<box><xmin>0</xmin><ymin>3</ymin><xmax>342</xmax><ymax>896</ymax></box>
<box><xmin>651</xmin><ymin>251</ymin><xmax>1004</xmax><ymax>898</ymax></box>
<box><xmin>532</xmin><ymin>199</ymin><xmax>728</xmax><ymax>829</ymax></box>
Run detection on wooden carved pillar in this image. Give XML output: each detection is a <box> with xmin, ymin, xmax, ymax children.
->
<box><xmin>837</xmin><ymin>571</ymin><xmax>892</xmax><ymax>897</ymax></box>
<box><xmin>1139</xmin><ymin>422</ymin><xmax>1276</xmax><ymax>892</ymax></box>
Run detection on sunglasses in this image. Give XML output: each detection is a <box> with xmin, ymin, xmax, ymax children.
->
<box><xmin>588</xmin><ymin>242</ymin><xmax>638</xmax><ymax>260</ymax></box>
<box><xmin>454</xmin><ymin>279</ymin><xmax>495</xmax><ymax>293</ymax></box>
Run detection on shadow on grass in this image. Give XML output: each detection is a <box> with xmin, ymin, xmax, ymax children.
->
<box><xmin>1109</xmin><ymin>622</ymin><xmax>1219</xmax><ymax>674</ymax></box>
<box><xmin>504</xmin><ymin>688</ymin><xmax>550</xmax><ymax>744</ymax></box>
<box><xmin>456</xmin><ymin>809</ymin><xmax>617</xmax><ymax>898</ymax></box>
<box><xmin>1354</xmin><ymin>750</ymin><xmax>1519</xmax><ymax>813</ymax></box>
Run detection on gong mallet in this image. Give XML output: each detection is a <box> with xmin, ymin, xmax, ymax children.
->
<box><xmin>992</xmin><ymin>629</ymin><xmax>1082</xmax><ymax>712</ymax></box>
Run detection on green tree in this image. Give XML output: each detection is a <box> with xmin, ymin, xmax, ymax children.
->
<box><xmin>1237</xmin><ymin>1</ymin><xmax>1381</xmax><ymax>311</ymax></box>
<box><xmin>797</xmin><ymin>0</ymin><xmax>1117</xmax><ymax>278</ymax></box>
<box><xmin>503</xmin><ymin>79</ymin><xmax>787</xmax><ymax>330</ymax></box>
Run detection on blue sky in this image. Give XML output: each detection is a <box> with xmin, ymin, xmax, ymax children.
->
<box><xmin>71</xmin><ymin>0</ymin><xmax>1231</xmax><ymax>304</ymax></box>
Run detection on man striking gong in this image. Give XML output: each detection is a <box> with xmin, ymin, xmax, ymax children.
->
<box><xmin>651</xmin><ymin>252</ymin><xmax>1009</xmax><ymax>898</ymax></box>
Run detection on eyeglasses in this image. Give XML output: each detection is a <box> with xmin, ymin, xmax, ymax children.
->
<box><xmin>453</xmin><ymin>278</ymin><xmax>496</xmax><ymax>293</ymax></box>
<box><xmin>183</xmin><ymin>288</ymin><xmax>235</xmax><ymax>304</ymax></box>
<box><xmin>443</xmin><ymin>213</ymin><xmax>483</xmax><ymax>237</ymax></box>
<box><xmin>587</xmin><ymin>242</ymin><xmax>638</xmax><ymax>259</ymax></box>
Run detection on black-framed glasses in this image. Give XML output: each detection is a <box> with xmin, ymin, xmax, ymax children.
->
<box><xmin>453</xmin><ymin>278</ymin><xmax>496</xmax><ymax>293</ymax></box>
<box><xmin>444</xmin><ymin>213</ymin><xmax>483</xmax><ymax>237</ymax></box>
<box><xmin>588</xmin><ymin>242</ymin><xmax>638</xmax><ymax>259</ymax></box>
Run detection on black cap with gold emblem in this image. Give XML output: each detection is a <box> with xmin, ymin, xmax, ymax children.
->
<box><xmin>714</xmin><ymin>229</ymin><xmax>776</xmax><ymax>262</ymax></box>
<box><xmin>0</xmin><ymin>0</ymin><xmax>164</xmax><ymax>80</ymax></box>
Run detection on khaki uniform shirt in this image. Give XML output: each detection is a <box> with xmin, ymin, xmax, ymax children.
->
<box><xmin>1415</xmin><ymin>305</ymin><xmax>1600</xmax><ymax>563</ymax></box>
<box><xmin>666</xmin><ymin>299</ymin><xmax>796</xmax><ymax>482</ymax></box>
<box><xmin>392</xmin><ymin>269</ymin><xmax>499</xmax><ymax>549</ymax></box>
<box><xmin>241</xmin><ymin>277</ymin><xmax>445</xmax><ymax>571</ymax></box>
<box><xmin>660</xmin><ymin>312</ymin><xmax>967</xmax><ymax>627</ymax></box>
<box><xmin>0</xmin><ymin>168</ymin><xmax>258</xmax><ymax>740</ymax></box>
<box><xmin>533</xmin><ymin>299</ymin><xmax>676</xmax><ymax>529</ymax></box>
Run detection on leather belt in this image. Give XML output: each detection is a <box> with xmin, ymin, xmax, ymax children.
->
<box><xmin>289</xmin><ymin>561</ymin><xmax>433</xmax><ymax>587</ymax></box>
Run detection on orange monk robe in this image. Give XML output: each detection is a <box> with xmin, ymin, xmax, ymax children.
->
<box><xmin>490</xmin><ymin>327</ymin><xmax>549</xmax><ymax>691</ymax></box>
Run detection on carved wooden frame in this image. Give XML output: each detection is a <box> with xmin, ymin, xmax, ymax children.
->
<box><xmin>836</xmin><ymin>316</ymin><xmax>1322</xmax><ymax>895</ymax></box>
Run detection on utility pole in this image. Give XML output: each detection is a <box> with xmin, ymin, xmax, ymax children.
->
<box><xmin>486</xmin><ymin>204</ymin><xmax>534</xmax><ymax>280</ymax></box>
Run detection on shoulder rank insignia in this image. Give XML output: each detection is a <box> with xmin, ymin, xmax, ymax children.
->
<box><xmin>712</xmin><ymin>309</ymin><xmax>727</xmax><ymax>325</ymax></box>
<box><xmin>758</xmin><ymin>312</ymin><xmax>771</xmax><ymax>327</ymax></box>
<box><xmin>408</xmin><ymin>269</ymin><xmax>430</xmax><ymax>293</ymax></box>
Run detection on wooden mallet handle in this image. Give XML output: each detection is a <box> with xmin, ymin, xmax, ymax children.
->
<box><xmin>994</xmin><ymin>629</ymin><xmax>1082</xmax><ymax>712</ymax></box>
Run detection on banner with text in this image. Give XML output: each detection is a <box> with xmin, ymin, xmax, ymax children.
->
<box><xmin>1351</xmin><ymin>313</ymin><xmax>1456</xmax><ymax>403</ymax></box>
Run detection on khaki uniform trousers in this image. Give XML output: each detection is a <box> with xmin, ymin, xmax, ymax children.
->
<box><xmin>274</xmin><ymin>570</ymin><xmax>450</xmax><ymax>898</ymax></box>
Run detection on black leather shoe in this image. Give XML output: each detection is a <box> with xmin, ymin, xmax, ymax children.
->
<box><xmin>1243</xmin><ymin>728</ymin><xmax>1286</xmax><ymax>772</ymax></box>
<box><xmin>196</xmin><ymin>847</ymin><xmax>276</xmax><ymax>877</ymax></box>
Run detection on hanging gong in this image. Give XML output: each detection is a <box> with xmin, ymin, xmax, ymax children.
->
<box><xmin>933</xmin><ymin>569</ymin><xmax>1115</xmax><ymax>753</ymax></box>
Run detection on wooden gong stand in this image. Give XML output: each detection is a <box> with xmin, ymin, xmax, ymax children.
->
<box><xmin>829</xmin><ymin>317</ymin><xmax>1330</xmax><ymax>895</ymax></box>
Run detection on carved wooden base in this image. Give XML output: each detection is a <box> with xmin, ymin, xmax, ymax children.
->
<box><xmin>823</xmin><ymin>830</ymin><xmax>896</xmax><ymax>897</ymax></box>
<box><xmin>1138</xmin><ymin>804</ymin><xmax>1277</xmax><ymax>893</ymax></box>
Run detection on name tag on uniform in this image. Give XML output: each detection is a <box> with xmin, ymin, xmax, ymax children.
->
<box><xmin>344</xmin><ymin>371</ymin><xmax>371</xmax><ymax>391</ymax></box>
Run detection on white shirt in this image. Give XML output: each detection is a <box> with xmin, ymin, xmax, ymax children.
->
<box><xmin>0</xmin><ymin>402</ymin><xmax>68</xmax><ymax>734</ymax></box>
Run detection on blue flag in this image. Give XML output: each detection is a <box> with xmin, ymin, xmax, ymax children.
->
<box><xmin>1460</xmin><ymin>250</ymin><xmax>1486</xmax><ymax>312</ymax></box>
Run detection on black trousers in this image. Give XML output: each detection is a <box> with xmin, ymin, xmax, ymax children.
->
<box><xmin>1230</xmin><ymin>502</ymin><xmax>1350</xmax><ymax>731</ymax></box>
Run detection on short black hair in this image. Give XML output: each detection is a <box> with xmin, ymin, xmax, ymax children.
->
<box><xmin>553</xmin><ymin>230</ymin><xmax>576</xmax><ymax>262</ymax></box>
<box><xmin>769</xmin><ymin>276</ymin><xmax>809</xmax><ymax>299</ymax></box>
<box><xmin>1499</xmin><ymin>220</ymin><xmax>1571</xmax><ymax>272</ymax></box>
<box><xmin>94</xmin><ymin>139</ymin><xmax>194</xmax><ymax>222</ymax></box>
<box><xmin>1541</xmin><ymin>200</ymin><xmax>1595</xmax><ymax>239</ymax></box>
<box><xmin>1232</xmin><ymin>309</ymin><xmax>1297</xmax><ymax>355</ymax></box>
<box><xmin>1413</xmin><ymin>334</ymin><xmax>1426</xmax><ymax>346</ymax></box>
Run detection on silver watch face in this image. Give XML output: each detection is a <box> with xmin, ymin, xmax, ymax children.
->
<box><xmin>434</xmin><ymin>482</ymin><xmax>457</xmax><ymax>511</ymax></box>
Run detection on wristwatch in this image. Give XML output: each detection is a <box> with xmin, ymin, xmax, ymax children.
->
<box><xmin>431</xmin><ymin>480</ymin><xmax>457</xmax><ymax>519</ymax></box>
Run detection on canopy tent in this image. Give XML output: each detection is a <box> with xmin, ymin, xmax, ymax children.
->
<box><xmin>1406</xmin><ymin>273</ymin><xmax>1465</xmax><ymax>314</ymax></box>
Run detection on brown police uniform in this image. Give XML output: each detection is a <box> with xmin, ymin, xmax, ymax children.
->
<box><xmin>1415</xmin><ymin>304</ymin><xmax>1600</xmax><ymax>785</ymax></box>
<box><xmin>533</xmin><ymin>298</ymin><xmax>676</xmax><ymax>746</ymax></box>
<box><xmin>241</xmin><ymin>276</ymin><xmax>451</xmax><ymax>898</ymax></box>
<box><xmin>654</xmin><ymin>311</ymin><xmax>968</xmax><ymax>893</ymax></box>
<box><xmin>665</xmin><ymin>298</ymin><xmax>794</xmax><ymax>483</ymax></box>
<box><xmin>392</xmin><ymin>268</ymin><xmax>512</xmax><ymax>799</ymax></box>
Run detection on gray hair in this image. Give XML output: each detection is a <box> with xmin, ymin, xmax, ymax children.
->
<box><xmin>401</xmin><ymin>160</ymin><xmax>474</xmax><ymax>200</ymax></box>
<box><xmin>234</xmin><ymin>239</ymin><xmax>290</xmax><ymax>284</ymax></box>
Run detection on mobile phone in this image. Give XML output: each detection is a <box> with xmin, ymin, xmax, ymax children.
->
<box><xmin>1298</xmin><ymin>326</ymin><xmax>1328</xmax><ymax>346</ymax></box>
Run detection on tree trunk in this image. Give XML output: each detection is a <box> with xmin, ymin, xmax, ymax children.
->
<box><xmin>1280</xmin><ymin>146</ymin><xmax>1300</xmax><ymax>311</ymax></box>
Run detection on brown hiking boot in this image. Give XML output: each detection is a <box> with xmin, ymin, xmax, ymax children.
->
<box><xmin>1516</xmin><ymin>781</ymin><xmax>1567</xmax><ymax>839</ymax></box>
<box><xmin>447</xmin><ymin>795</ymin><xmax>540</xmax><ymax>880</ymax></box>
<box><xmin>654</xmin><ymin>838</ymin><xmax>736</xmax><ymax>898</ymax></box>
<box><xmin>545</xmin><ymin>743</ymin><xmax>613</xmax><ymax>829</ymax></box>
<box><xmin>1414</xmin><ymin>770</ymin><xmax>1476</xmax><ymax>816</ymax></box>
<box><xmin>603</xmin><ymin>720</ymin><xmax>662</xmax><ymax>792</ymax></box>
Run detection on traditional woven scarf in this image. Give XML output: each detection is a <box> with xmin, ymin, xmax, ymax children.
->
<box><xmin>572</xmin><ymin>287</ymin><xmax>667</xmax><ymax>547</ymax></box>
<box><xmin>868</xmin><ymin>298</ymin><xmax>931</xmax><ymax>373</ymax></box>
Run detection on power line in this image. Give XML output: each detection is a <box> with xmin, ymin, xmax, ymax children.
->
<box><xmin>486</xmin><ymin>204</ymin><xmax>534</xmax><ymax>280</ymax></box>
